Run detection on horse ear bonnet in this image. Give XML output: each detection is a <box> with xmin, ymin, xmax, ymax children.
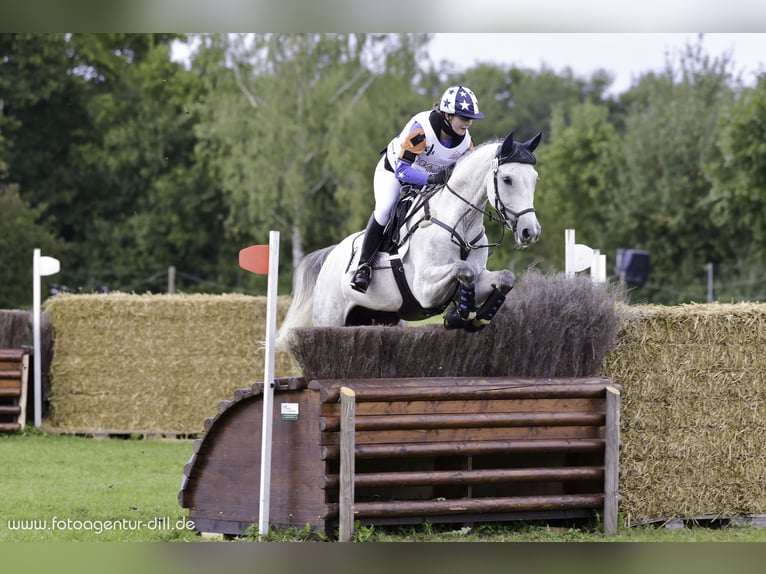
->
<box><xmin>497</xmin><ymin>131</ymin><xmax>542</xmax><ymax>166</ymax></box>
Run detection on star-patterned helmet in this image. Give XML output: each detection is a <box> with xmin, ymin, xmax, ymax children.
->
<box><xmin>439</xmin><ymin>86</ymin><xmax>485</xmax><ymax>119</ymax></box>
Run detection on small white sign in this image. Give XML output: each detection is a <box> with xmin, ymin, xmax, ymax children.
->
<box><xmin>280</xmin><ymin>403</ymin><xmax>299</xmax><ymax>421</ymax></box>
<box><xmin>39</xmin><ymin>255</ymin><xmax>61</xmax><ymax>276</ymax></box>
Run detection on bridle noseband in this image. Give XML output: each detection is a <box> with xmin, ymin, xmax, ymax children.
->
<box><xmin>489</xmin><ymin>148</ymin><xmax>537</xmax><ymax>231</ymax></box>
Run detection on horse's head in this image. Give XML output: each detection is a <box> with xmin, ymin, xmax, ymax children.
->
<box><xmin>488</xmin><ymin>131</ymin><xmax>543</xmax><ymax>248</ymax></box>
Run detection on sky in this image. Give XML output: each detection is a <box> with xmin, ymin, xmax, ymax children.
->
<box><xmin>428</xmin><ymin>33</ymin><xmax>765</xmax><ymax>96</ymax></box>
<box><xmin>172</xmin><ymin>33</ymin><xmax>764</xmax><ymax>98</ymax></box>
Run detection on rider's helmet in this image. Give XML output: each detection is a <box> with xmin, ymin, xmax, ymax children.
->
<box><xmin>438</xmin><ymin>86</ymin><xmax>485</xmax><ymax>119</ymax></box>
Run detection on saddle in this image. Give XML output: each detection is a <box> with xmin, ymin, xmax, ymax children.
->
<box><xmin>379</xmin><ymin>184</ymin><xmax>425</xmax><ymax>254</ymax></box>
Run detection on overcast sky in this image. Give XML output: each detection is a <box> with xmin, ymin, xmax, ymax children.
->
<box><xmin>429</xmin><ymin>33</ymin><xmax>765</xmax><ymax>95</ymax></box>
<box><xmin>171</xmin><ymin>33</ymin><xmax>764</xmax><ymax>97</ymax></box>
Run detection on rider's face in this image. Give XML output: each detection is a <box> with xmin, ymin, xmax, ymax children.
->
<box><xmin>448</xmin><ymin>114</ymin><xmax>473</xmax><ymax>136</ymax></box>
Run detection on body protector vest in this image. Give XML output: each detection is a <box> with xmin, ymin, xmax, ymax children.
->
<box><xmin>385</xmin><ymin>111</ymin><xmax>473</xmax><ymax>177</ymax></box>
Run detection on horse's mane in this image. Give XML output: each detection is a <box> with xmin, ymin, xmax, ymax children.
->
<box><xmin>451</xmin><ymin>138</ymin><xmax>500</xmax><ymax>177</ymax></box>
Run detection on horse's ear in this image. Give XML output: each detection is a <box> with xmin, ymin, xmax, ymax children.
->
<box><xmin>498</xmin><ymin>131</ymin><xmax>515</xmax><ymax>159</ymax></box>
<box><xmin>522</xmin><ymin>131</ymin><xmax>542</xmax><ymax>152</ymax></box>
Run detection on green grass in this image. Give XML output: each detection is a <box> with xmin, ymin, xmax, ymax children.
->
<box><xmin>0</xmin><ymin>429</ymin><xmax>199</xmax><ymax>542</ymax></box>
<box><xmin>2</xmin><ymin>430</ymin><xmax>766</xmax><ymax>543</ymax></box>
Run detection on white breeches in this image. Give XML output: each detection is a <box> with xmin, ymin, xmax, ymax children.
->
<box><xmin>372</xmin><ymin>156</ymin><xmax>402</xmax><ymax>226</ymax></box>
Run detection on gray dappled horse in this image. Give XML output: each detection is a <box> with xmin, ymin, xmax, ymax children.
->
<box><xmin>276</xmin><ymin>131</ymin><xmax>542</xmax><ymax>350</ymax></box>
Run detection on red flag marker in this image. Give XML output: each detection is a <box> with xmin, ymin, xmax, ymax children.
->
<box><xmin>239</xmin><ymin>245</ymin><xmax>270</xmax><ymax>275</ymax></box>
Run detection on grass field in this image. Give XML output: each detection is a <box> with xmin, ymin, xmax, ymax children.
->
<box><xmin>0</xmin><ymin>429</ymin><xmax>199</xmax><ymax>542</ymax></box>
<box><xmin>2</xmin><ymin>430</ymin><xmax>766</xmax><ymax>543</ymax></box>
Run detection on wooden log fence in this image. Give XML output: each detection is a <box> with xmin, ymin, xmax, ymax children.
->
<box><xmin>333</xmin><ymin>378</ymin><xmax>621</xmax><ymax>539</ymax></box>
<box><xmin>0</xmin><ymin>349</ymin><xmax>30</xmax><ymax>433</ymax></box>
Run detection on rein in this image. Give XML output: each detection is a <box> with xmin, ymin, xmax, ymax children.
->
<box><xmin>422</xmin><ymin>146</ymin><xmax>537</xmax><ymax>255</ymax></box>
<box><xmin>394</xmin><ymin>139</ymin><xmax>538</xmax><ymax>259</ymax></box>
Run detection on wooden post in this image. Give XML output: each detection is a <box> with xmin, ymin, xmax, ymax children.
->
<box><xmin>168</xmin><ymin>266</ymin><xmax>176</xmax><ymax>294</ymax></box>
<box><xmin>338</xmin><ymin>386</ymin><xmax>356</xmax><ymax>542</ymax></box>
<box><xmin>603</xmin><ymin>385</ymin><xmax>621</xmax><ymax>535</ymax></box>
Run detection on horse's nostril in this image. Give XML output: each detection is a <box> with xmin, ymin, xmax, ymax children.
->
<box><xmin>521</xmin><ymin>228</ymin><xmax>531</xmax><ymax>242</ymax></box>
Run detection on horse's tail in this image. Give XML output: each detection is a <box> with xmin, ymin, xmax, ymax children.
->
<box><xmin>275</xmin><ymin>245</ymin><xmax>336</xmax><ymax>352</ymax></box>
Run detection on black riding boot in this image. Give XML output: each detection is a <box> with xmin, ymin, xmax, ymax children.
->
<box><xmin>350</xmin><ymin>215</ymin><xmax>386</xmax><ymax>293</ymax></box>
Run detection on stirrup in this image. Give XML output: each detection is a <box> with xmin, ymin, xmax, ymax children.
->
<box><xmin>350</xmin><ymin>264</ymin><xmax>372</xmax><ymax>293</ymax></box>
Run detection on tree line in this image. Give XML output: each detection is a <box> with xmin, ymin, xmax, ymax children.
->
<box><xmin>1</xmin><ymin>33</ymin><xmax>764</xmax><ymax>308</ymax></box>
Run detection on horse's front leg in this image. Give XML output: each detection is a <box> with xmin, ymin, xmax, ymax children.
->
<box><xmin>414</xmin><ymin>260</ymin><xmax>475</xmax><ymax>308</ymax></box>
<box><xmin>475</xmin><ymin>268</ymin><xmax>516</xmax><ymax>298</ymax></box>
<box><xmin>468</xmin><ymin>268</ymin><xmax>516</xmax><ymax>326</ymax></box>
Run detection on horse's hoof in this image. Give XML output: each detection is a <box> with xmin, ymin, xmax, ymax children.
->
<box><xmin>443</xmin><ymin>309</ymin><xmax>466</xmax><ymax>330</ymax></box>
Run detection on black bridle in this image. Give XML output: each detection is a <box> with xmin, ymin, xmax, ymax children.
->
<box><xmin>396</xmin><ymin>139</ymin><xmax>539</xmax><ymax>259</ymax></box>
<box><xmin>489</xmin><ymin>154</ymin><xmax>537</xmax><ymax>230</ymax></box>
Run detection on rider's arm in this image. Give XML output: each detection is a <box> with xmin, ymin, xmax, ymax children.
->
<box><xmin>393</xmin><ymin>123</ymin><xmax>429</xmax><ymax>187</ymax></box>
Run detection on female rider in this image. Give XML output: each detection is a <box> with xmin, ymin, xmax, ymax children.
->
<box><xmin>350</xmin><ymin>85</ymin><xmax>486</xmax><ymax>293</ymax></box>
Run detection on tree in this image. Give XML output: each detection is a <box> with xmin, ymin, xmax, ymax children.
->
<box><xmin>64</xmin><ymin>36</ymin><xmax>222</xmax><ymax>293</ymax></box>
<box><xmin>532</xmin><ymin>101</ymin><xmax>622</xmax><ymax>273</ymax></box>
<box><xmin>194</xmin><ymin>33</ymin><xmax>429</xmax><ymax>278</ymax></box>
<box><xmin>444</xmin><ymin>64</ymin><xmax>616</xmax><ymax>276</ymax></box>
<box><xmin>707</xmin><ymin>75</ymin><xmax>766</xmax><ymax>256</ymax></box>
<box><xmin>453</xmin><ymin>63</ymin><xmax>614</xmax><ymax>144</ymax></box>
<box><xmin>607</xmin><ymin>39</ymin><xmax>735</xmax><ymax>303</ymax></box>
<box><xmin>0</xmin><ymin>33</ymin><xmax>203</xmax><ymax>293</ymax></box>
<box><xmin>0</xmin><ymin>184</ymin><xmax>63</xmax><ymax>308</ymax></box>
<box><xmin>703</xmin><ymin>74</ymin><xmax>766</xmax><ymax>300</ymax></box>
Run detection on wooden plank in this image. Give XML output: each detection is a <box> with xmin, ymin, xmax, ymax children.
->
<box><xmin>321</xmin><ymin>424</ymin><xmax>604</xmax><ymax>447</ymax></box>
<box><xmin>350</xmin><ymin>493</ymin><xmax>605</xmax><ymax>518</ymax></box>
<box><xmin>0</xmin><ymin>349</ymin><xmax>27</xmax><ymax>359</ymax></box>
<box><xmin>310</xmin><ymin>376</ymin><xmax>614</xmax><ymax>392</ymax></box>
<box><xmin>0</xmin><ymin>373</ymin><xmax>23</xmax><ymax>386</ymax></box>
<box><xmin>351</xmin><ymin>508</ymin><xmax>594</xmax><ymax>526</ymax></box>
<box><xmin>603</xmin><ymin>386</ymin><xmax>621</xmax><ymax>535</ymax></box>
<box><xmin>322</xmin><ymin>438</ymin><xmax>605</xmax><ymax>460</ymax></box>
<box><xmin>319</xmin><ymin>383</ymin><xmax>617</xmax><ymax>403</ymax></box>
<box><xmin>323</xmin><ymin>466</ymin><xmax>604</xmax><ymax>489</ymax></box>
<box><xmin>312</xmin><ymin>378</ymin><xmax>618</xmax><ymax>402</ymax></box>
<box><xmin>338</xmin><ymin>387</ymin><xmax>355</xmax><ymax>543</ymax></box>
<box><xmin>17</xmin><ymin>353</ymin><xmax>29</xmax><ymax>429</ymax></box>
<box><xmin>320</xmin><ymin>411</ymin><xmax>604</xmax><ymax>432</ymax></box>
<box><xmin>321</xmin><ymin>397</ymin><xmax>604</xmax><ymax>417</ymax></box>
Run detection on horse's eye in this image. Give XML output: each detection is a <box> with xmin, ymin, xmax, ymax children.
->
<box><xmin>502</xmin><ymin>176</ymin><xmax>513</xmax><ymax>185</ymax></box>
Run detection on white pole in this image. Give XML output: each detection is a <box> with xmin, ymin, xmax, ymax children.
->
<box><xmin>591</xmin><ymin>250</ymin><xmax>607</xmax><ymax>283</ymax></box>
<box><xmin>33</xmin><ymin>249</ymin><xmax>41</xmax><ymax>428</ymax></box>
<box><xmin>564</xmin><ymin>229</ymin><xmax>595</xmax><ymax>277</ymax></box>
<box><xmin>32</xmin><ymin>249</ymin><xmax>60</xmax><ymax>427</ymax></box>
<box><xmin>565</xmin><ymin>229</ymin><xmax>576</xmax><ymax>277</ymax></box>
<box><xmin>258</xmin><ymin>230</ymin><xmax>280</xmax><ymax>537</ymax></box>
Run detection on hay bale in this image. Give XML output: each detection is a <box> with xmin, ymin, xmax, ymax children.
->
<box><xmin>45</xmin><ymin>293</ymin><xmax>300</xmax><ymax>434</ymax></box>
<box><xmin>288</xmin><ymin>271</ymin><xmax>626</xmax><ymax>380</ymax></box>
<box><xmin>603</xmin><ymin>303</ymin><xmax>766</xmax><ymax>522</ymax></box>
